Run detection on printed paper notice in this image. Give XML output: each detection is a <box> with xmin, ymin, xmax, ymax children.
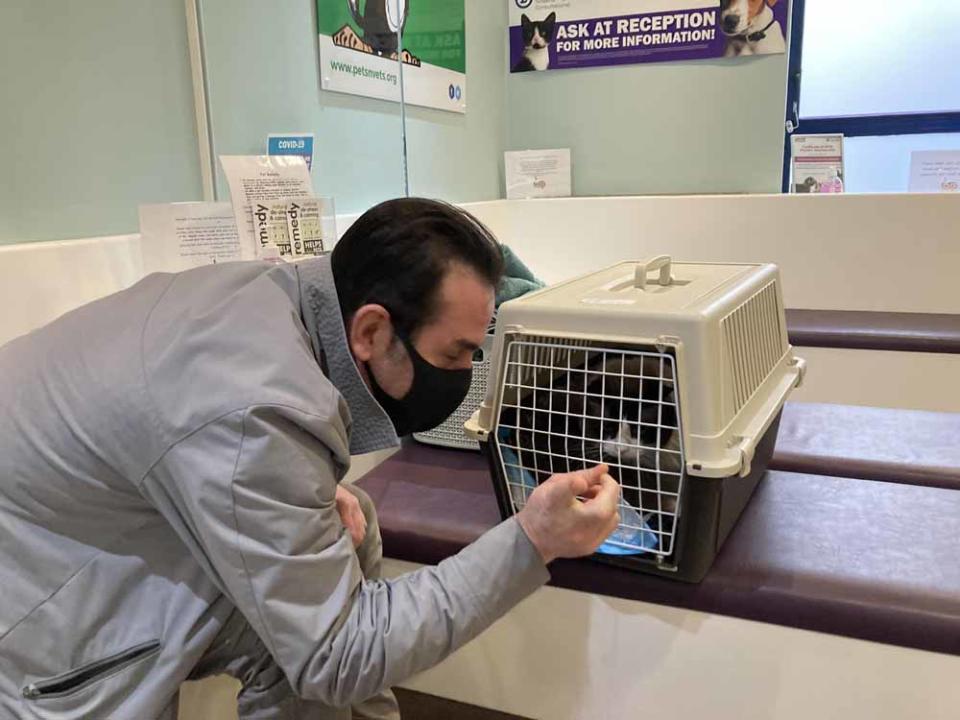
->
<box><xmin>220</xmin><ymin>155</ymin><xmax>315</xmax><ymax>259</ymax></box>
<box><xmin>908</xmin><ymin>150</ymin><xmax>960</xmax><ymax>193</ymax></box>
<box><xmin>138</xmin><ymin>202</ymin><xmax>241</xmax><ymax>273</ymax></box>
<box><xmin>791</xmin><ymin>135</ymin><xmax>845</xmax><ymax>194</ymax></box>
<box><xmin>505</xmin><ymin>149</ymin><xmax>572</xmax><ymax>199</ymax></box>
<box><xmin>251</xmin><ymin>198</ymin><xmax>329</xmax><ymax>260</ymax></box>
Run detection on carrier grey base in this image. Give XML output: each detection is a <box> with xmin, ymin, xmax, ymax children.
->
<box><xmin>482</xmin><ymin>411</ymin><xmax>782</xmax><ymax>583</ymax></box>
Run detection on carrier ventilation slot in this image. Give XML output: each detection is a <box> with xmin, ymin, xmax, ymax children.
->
<box><xmin>722</xmin><ymin>281</ymin><xmax>787</xmax><ymax>415</ymax></box>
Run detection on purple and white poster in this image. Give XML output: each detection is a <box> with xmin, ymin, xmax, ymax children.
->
<box><xmin>509</xmin><ymin>0</ymin><xmax>788</xmax><ymax>74</ymax></box>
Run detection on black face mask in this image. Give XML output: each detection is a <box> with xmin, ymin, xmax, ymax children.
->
<box><xmin>367</xmin><ymin>328</ymin><xmax>473</xmax><ymax>437</ymax></box>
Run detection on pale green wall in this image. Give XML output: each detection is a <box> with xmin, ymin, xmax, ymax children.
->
<box><xmin>407</xmin><ymin>4</ymin><xmax>789</xmax><ymax>201</ymax></box>
<box><xmin>0</xmin><ymin>1</ymin><xmax>790</xmax><ymax>246</ymax></box>
<box><xmin>504</xmin><ymin>55</ymin><xmax>789</xmax><ymax>196</ymax></box>
<box><xmin>0</xmin><ymin>0</ymin><xmax>203</xmax><ymax>244</ymax></box>
<box><xmin>404</xmin><ymin>0</ymin><xmax>507</xmax><ymax>203</ymax></box>
<box><xmin>0</xmin><ymin>0</ymin><xmax>489</xmax><ymax>246</ymax></box>
<box><xmin>199</xmin><ymin>0</ymin><xmax>406</xmax><ymax>214</ymax></box>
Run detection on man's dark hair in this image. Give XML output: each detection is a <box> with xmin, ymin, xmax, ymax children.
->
<box><xmin>331</xmin><ymin>198</ymin><xmax>504</xmax><ymax>337</ymax></box>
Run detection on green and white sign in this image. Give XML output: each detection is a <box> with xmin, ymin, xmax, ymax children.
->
<box><xmin>318</xmin><ymin>1</ymin><xmax>466</xmax><ymax>114</ymax></box>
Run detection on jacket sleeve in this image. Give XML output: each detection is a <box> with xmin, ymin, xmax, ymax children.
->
<box><xmin>140</xmin><ymin>403</ymin><xmax>549</xmax><ymax>707</ymax></box>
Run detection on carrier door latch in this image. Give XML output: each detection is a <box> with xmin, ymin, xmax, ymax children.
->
<box><xmin>728</xmin><ymin>434</ymin><xmax>756</xmax><ymax>477</ymax></box>
<box><xmin>655</xmin><ymin>335</ymin><xmax>682</xmax><ymax>352</ymax></box>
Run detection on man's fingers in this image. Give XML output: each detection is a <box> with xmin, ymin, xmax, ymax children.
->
<box><xmin>598</xmin><ymin>474</ymin><xmax>620</xmax><ymax>505</ymax></box>
<box><xmin>580</xmin><ymin>485</ymin><xmax>601</xmax><ymax>500</ymax></box>
<box><xmin>352</xmin><ymin>513</ymin><xmax>367</xmax><ymax>547</ymax></box>
<box><xmin>561</xmin><ymin>472</ymin><xmax>589</xmax><ymax>499</ymax></box>
<box><xmin>559</xmin><ymin>465</ymin><xmax>610</xmax><ymax>499</ymax></box>
<box><xmin>524</xmin><ymin>468</ymin><xmax>629</xmax><ymax>562</ymax></box>
<box><xmin>583</xmin><ymin>464</ymin><xmax>609</xmax><ymax>486</ymax></box>
<box><xmin>582</xmin><ymin>474</ymin><xmax>620</xmax><ymax>518</ymax></box>
<box><xmin>580</xmin><ymin>471</ymin><xmax>616</xmax><ymax>500</ymax></box>
<box><xmin>335</xmin><ymin>488</ymin><xmax>367</xmax><ymax>548</ymax></box>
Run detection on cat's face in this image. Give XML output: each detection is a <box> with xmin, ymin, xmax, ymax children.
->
<box><xmin>584</xmin><ymin>362</ymin><xmax>681</xmax><ymax>513</ymax></box>
<box><xmin>520</xmin><ymin>12</ymin><xmax>556</xmax><ymax>48</ymax></box>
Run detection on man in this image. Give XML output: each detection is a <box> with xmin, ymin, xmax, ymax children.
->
<box><xmin>0</xmin><ymin>198</ymin><xmax>619</xmax><ymax>719</ymax></box>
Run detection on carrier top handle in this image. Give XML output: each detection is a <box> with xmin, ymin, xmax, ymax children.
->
<box><xmin>635</xmin><ymin>255</ymin><xmax>674</xmax><ymax>290</ymax></box>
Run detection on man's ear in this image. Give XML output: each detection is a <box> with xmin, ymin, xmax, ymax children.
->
<box><xmin>348</xmin><ymin>304</ymin><xmax>393</xmax><ymax>363</ymax></box>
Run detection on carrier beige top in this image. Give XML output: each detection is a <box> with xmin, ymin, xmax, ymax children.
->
<box><xmin>473</xmin><ymin>256</ymin><xmax>805</xmax><ymax>479</ymax></box>
<box><xmin>512</xmin><ymin>257</ymin><xmax>763</xmax><ymax>317</ymax></box>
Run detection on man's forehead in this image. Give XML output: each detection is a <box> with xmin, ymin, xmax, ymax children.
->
<box><xmin>440</xmin><ymin>265</ymin><xmax>494</xmax><ymax>306</ymax></box>
<box><xmin>432</xmin><ymin>266</ymin><xmax>494</xmax><ymax>338</ymax></box>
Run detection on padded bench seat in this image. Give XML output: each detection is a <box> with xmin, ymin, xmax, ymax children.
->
<box><xmin>786</xmin><ymin>309</ymin><xmax>960</xmax><ymax>354</ymax></box>
<box><xmin>773</xmin><ymin>402</ymin><xmax>960</xmax><ymax>489</ymax></box>
<box><xmin>356</xmin><ymin>442</ymin><xmax>960</xmax><ymax>658</ymax></box>
<box><xmin>770</xmin><ymin>402</ymin><xmax>960</xmax><ymax>490</ymax></box>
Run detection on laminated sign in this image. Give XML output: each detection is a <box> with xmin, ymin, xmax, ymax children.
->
<box><xmin>508</xmin><ymin>0</ymin><xmax>788</xmax><ymax>74</ymax></box>
<box><xmin>251</xmin><ymin>199</ymin><xmax>329</xmax><ymax>260</ymax></box>
<box><xmin>790</xmin><ymin>135</ymin><xmax>845</xmax><ymax>194</ymax></box>
<box><xmin>318</xmin><ymin>0</ymin><xmax>467</xmax><ymax>113</ymax></box>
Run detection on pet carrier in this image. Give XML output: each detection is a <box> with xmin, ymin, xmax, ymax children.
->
<box><xmin>466</xmin><ymin>256</ymin><xmax>805</xmax><ymax>582</ymax></box>
<box><xmin>414</xmin><ymin>319</ymin><xmax>497</xmax><ymax>450</ymax></box>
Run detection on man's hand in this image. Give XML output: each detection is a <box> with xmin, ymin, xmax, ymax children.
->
<box><xmin>335</xmin><ymin>484</ymin><xmax>367</xmax><ymax>548</ymax></box>
<box><xmin>516</xmin><ymin>465</ymin><xmax>620</xmax><ymax>565</ymax></box>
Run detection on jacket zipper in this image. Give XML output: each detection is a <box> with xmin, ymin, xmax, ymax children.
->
<box><xmin>22</xmin><ymin>640</ymin><xmax>161</xmax><ymax>700</ymax></box>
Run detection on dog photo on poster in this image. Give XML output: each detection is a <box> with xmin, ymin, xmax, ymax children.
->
<box><xmin>319</xmin><ymin>0</ymin><xmax>467</xmax><ymax>113</ymax></box>
<box><xmin>509</xmin><ymin>0</ymin><xmax>788</xmax><ymax>74</ymax></box>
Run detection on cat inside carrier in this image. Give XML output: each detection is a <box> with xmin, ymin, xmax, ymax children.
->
<box><xmin>466</xmin><ymin>256</ymin><xmax>806</xmax><ymax>582</ymax></box>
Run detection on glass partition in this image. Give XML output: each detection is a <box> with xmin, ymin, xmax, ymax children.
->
<box><xmin>400</xmin><ymin>0</ymin><xmax>504</xmax><ymax>203</ymax></box>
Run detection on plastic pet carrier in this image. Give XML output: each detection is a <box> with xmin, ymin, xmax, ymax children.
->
<box><xmin>414</xmin><ymin>318</ymin><xmax>497</xmax><ymax>451</ymax></box>
<box><xmin>466</xmin><ymin>256</ymin><xmax>805</xmax><ymax>582</ymax></box>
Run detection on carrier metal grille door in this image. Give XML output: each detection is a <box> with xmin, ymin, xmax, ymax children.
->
<box><xmin>494</xmin><ymin>338</ymin><xmax>685</xmax><ymax>557</ymax></box>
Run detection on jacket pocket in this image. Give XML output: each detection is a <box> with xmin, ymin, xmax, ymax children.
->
<box><xmin>22</xmin><ymin>640</ymin><xmax>161</xmax><ymax>700</ymax></box>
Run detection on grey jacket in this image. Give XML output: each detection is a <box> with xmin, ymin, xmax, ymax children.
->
<box><xmin>0</xmin><ymin>257</ymin><xmax>548</xmax><ymax>719</ymax></box>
